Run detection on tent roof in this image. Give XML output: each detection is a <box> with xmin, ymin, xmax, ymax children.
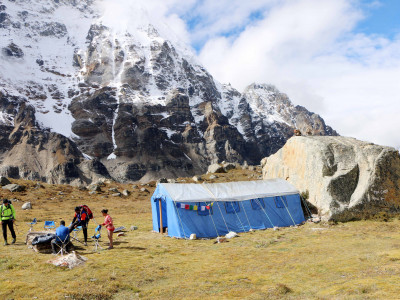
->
<box><xmin>159</xmin><ymin>179</ymin><xmax>299</xmax><ymax>203</ymax></box>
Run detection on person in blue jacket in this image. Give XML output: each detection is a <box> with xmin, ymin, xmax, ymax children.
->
<box><xmin>51</xmin><ymin>220</ymin><xmax>70</xmax><ymax>254</ymax></box>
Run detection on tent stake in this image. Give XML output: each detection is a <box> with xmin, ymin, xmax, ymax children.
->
<box><xmin>159</xmin><ymin>198</ymin><xmax>163</xmax><ymax>234</ymax></box>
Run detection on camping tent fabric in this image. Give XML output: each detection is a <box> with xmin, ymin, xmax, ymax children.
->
<box><xmin>151</xmin><ymin>180</ymin><xmax>305</xmax><ymax>239</ymax></box>
<box><xmin>160</xmin><ymin>179</ymin><xmax>299</xmax><ymax>203</ymax></box>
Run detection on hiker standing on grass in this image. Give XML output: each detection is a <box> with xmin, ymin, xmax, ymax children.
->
<box><xmin>1</xmin><ymin>199</ymin><xmax>16</xmax><ymax>246</ymax></box>
<box><xmin>70</xmin><ymin>206</ymin><xmax>89</xmax><ymax>246</ymax></box>
<box><xmin>101</xmin><ymin>209</ymin><xmax>115</xmax><ymax>250</ymax></box>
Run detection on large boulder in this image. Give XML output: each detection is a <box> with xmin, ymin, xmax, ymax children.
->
<box><xmin>0</xmin><ymin>176</ymin><xmax>11</xmax><ymax>186</ymax></box>
<box><xmin>2</xmin><ymin>183</ymin><xmax>25</xmax><ymax>192</ymax></box>
<box><xmin>207</xmin><ymin>164</ymin><xmax>226</xmax><ymax>174</ymax></box>
<box><xmin>262</xmin><ymin>136</ymin><xmax>400</xmax><ymax>221</ymax></box>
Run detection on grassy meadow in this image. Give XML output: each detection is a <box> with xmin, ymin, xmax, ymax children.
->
<box><xmin>1</xmin><ymin>169</ymin><xmax>400</xmax><ymax>299</ymax></box>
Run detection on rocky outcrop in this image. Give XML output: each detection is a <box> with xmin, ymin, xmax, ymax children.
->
<box><xmin>262</xmin><ymin>136</ymin><xmax>400</xmax><ymax>220</ymax></box>
<box><xmin>0</xmin><ymin>99</ymin><xmax>108</xmax><ymax>184</ymax></box>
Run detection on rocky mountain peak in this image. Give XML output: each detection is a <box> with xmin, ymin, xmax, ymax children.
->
<box><xmin>0</xmin><ymin>0</ymin><xmax>338</xmax><ymax>183</ymax></box>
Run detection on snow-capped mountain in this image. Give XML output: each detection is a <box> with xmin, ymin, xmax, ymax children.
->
<box><xmin>0</xmin><ymin>0</ymin><xmax>337</xmax><ymax>183</ymax></box>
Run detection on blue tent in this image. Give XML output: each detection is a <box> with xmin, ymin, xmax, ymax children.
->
<box><xmin>151</xmin><ymin>179</ymin><xmax>305</xmax><ymax>238</ymax></box>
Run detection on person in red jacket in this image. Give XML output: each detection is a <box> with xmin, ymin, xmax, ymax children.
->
<box><xmin>70</xmin><ymin>206</ymin><xmax>89</xmax><ymax>245</ymax></box>
<box><xmin>101</xmin><ymin>209</ymin><xmax>115</xmax><ymax>249</ymax></box>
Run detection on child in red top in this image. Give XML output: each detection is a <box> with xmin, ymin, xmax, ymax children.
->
<box><xmin>101</xmin><ymin>209</ymin><xmax>115</xmax><ymax>249</ymax></box>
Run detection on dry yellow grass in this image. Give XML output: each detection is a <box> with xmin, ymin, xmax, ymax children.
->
<box><xmin>1</xmin><ymin>169</ymin><xmax>400</xmax><ymax>299</ymax></box>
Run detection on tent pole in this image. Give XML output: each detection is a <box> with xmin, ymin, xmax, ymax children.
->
<box><xmin>159</xmin><ymin>198</ymin><xmax>163</xmax><ymax>233</ymax></box>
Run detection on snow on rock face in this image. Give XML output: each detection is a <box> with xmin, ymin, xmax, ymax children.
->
<box><xmin>0</xmin><ymin>0</ymin><xmax>338</xmax><ymax>183</ymax></box>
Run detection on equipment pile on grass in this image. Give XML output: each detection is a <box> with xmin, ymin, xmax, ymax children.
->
<box><xmin>47</xmin><ymin>251</ymin><xmax>87</xmax><ymax>269</ymax></box>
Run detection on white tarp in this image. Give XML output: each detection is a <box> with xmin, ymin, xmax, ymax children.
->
<box><xmin>161</xmin><ymin>179</ymin><xmax>299</xmax><ymax>203</ymax></box>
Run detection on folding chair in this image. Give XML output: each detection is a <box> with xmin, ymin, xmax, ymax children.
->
<box><xmin>54</xmin><ymin>234</ymin><xmax>70</xmax><ymax>256</ymax></box>
<box><xmin>27</xmin><ymin>218</ymin><xmax>37</xmax><ymax>232</ymax></box>
<box><xmin>91</xmin><ymin>225</ymin><xmax>103</xmax><ymax>252</ymax></box>
<box><xmin>69</xmin><ymin>223</ymin><xmax>82</xmax><ymax>241</ymax></box>
<box><xmin>44</xmin><ymin>221</ymin><xmax>56</xmax><ymax>230</ymax></box>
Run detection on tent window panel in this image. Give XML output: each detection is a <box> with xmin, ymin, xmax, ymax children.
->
<box><xmin>197</xmin><ymin>202</ymin><xmax>213</xmax><ymax>216</ymax></box>
<box><xmin>274</xmin><ymin>196</ymin><xmax>288</xmax><ymax>208</ymax></box>
<box><xmin>225</xmin><ymin>201</ymin><xmax>240</xmax><ymax>214</ymax></box>
<box><xmin>251</xmin><ymin>198</ymin><xmax>265</xmax><ymax>210</ymax></box>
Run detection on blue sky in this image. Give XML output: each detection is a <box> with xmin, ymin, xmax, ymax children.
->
<box><xmin>355</xmin><ymin>0</ymin><xmax>400</xmax><ymax>39</ymax></box>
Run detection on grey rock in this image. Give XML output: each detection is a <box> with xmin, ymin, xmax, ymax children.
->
<box><xmin>108</xmin><ymin>188</ymin><xmax>119</xmax><ymax>193</ymax></box>
<box><xmin>88</xmin><ymin>184</ymin><xmax>102</xmax><ymax>192</ymax></box>
<box><xmin>88</xmin><ymin>191</ymin><xmax>97</xmax><ymax>195</ymax></box>
<box><xmin>140</xmin><ymin>188</ymin><xmax>150</xmax><ymax>193</ymax></box>
<box><xmin>157</xmin><ymin>178</ymin><xmax>168</xmax><ymax>184</ymax></box>
<box><xmin>167</xmin><ymin>179</ymin><xmax>176</xmax><ymax>183</ymax></box>
<box><xmin>263</xmin><ymin>136</ymin><xmax>400</xmax><ymax>220</ymax></box>
<box><xmin>122</xmin><ymin>189</ymin><xmax>130</xmax><ymax>196</ymax></box>
<box><xmin>192</xmin><ymin>175</ymin><xmax>202</xmax><ymax>182</ymax></box>
<box><xmin>130</xmin><ymin>225</ymin><xmax>138</xmax><ymax>231</ymax></box>
<box><xmin>131</xmin><ymin>185</ymin><xmax>138</xmax><ymax>190</ymax></box>
<box><xmin>2</xmin><ymin>43</ymin><xmax>23</xmax><ymax>58</ymax></box>
<box><xmin>207</xmin><ymin>164</ymin><xmax>226</xmax><ymax>174</ymax></box>
<box><xmin>209</xmin><ymin>175</ymin><xmax>217</xmax><ymax>180</ymax></box>
<box><xmin>112</xmin><ymin>193</ymin><xmax>121</xmax><ymax>197</ymax></box>
<box><xmin>2</xmin><ymin>184</ymin><xmax>25</xmax><ymax>192</ymax></box>
<box><xmin>0</xmin><ymin>176</ymin><xmax>11</xmax><ymax>186</ymax></box>
<box><xmin>22</xmin><ymin>202</ymin><xmax>32</xmax><ymax>210</ymax></box>
<box><xmin>223</xmin><ymin>163</ymin><xmax>236</xmax><ymax>172</ymax></box>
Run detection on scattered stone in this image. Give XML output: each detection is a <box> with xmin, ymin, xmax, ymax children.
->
<box><xmin>130</xmin><ymin>226</ymin><xmax>138</xmax><ymax>231</ymax></box>
<box><xmin>22</xmin><ymin>202</ymin><xmax>32</xmax><ymax>210</ymax></box>
<box><xmin>223</xmin><ymin>163</ymin><xmax>236</xmax><ymax>172</ymax></box>
<box><xmin>78</xmin><ymin>186</ymin><xmax>87</xmax><ymax>191</ymax></box>
<box><xmin>122</xmin><ymin>189</ymin><xmax>130</xmax><ymax>196</ymax></box>
<box><xmin>248</xmin><ymin>166</ymin><xmax>256</xmax><ymax>171</ymax></box>
<box><xmin>192</xmin><ymin>175</ymin><xmax>202</xmax><ymax>182</ymax></box>
<box><xmin>34</xmin><ymin>182</ymin><xmax>44</xmax><ymax>189</ymax></box>
<box><xmin>9</xmin><ymin>198</ymin><xmax>18</xmax><ymax>202</ymax></box>
<box><xmin>207</xmin><ymin>164</ymin><xmax>226</xmax><ymax>174</ymax></box>
<box><xmin>214</xmin><ymin>237</ymin><xmax>228</xmax><ymax>244</ymax></box>
<box><xmin>273</xmin><ymin>226</ymin><xmax>279</xmax><ymax>231</ymax></box>
<box><xmin>132</xmin><ymin>185</ymin><xmax>138</xmax><ymax>190</ymax></box>
<box><xmin>108</xmin><ymin>188</ymin><xmax>119</xmax><ymax>193</ymax></box>
<box><xmin>167</xmin><ymin>179</ymin><xmax>176</xmax><ymax>183</ymax></box>
<box><xmin>209</xmin><ymin>175</ymin><xmax>217</xmax><ymax>180</ymax></box>
<box><xmin>0</xmin><ymin>176</ymin><xmax>11</xmax><ymax>186</ymax></box>
<box><xmin>189</xmin><ymin>233</ymin><xmax>197</xmax><ymax>240</ymax></box>
<box><xmin>88</xmin><ymin>191</ymin><xmax>97</xmax><ymax>195</ymax></box>
<box><xmin>225</xmin><ymin>231</ymin><xmax>238</xmax><ymax>239</ymax></box>
<box><xmin>140</xmin><ymin>188</ymin><xmax>149</xmax><ymax>193</ymax></box>
<box><xmin>112</xmin><ymin>193</ymin><xmax>121</xmax><ymax>197</ymax></box>
<box><xmin>58</xmin><ymin>191</ymin><xmax>65</xmax><ymax>195</ymax></box>
<box><xmin>157</xmin><ymin>178</ymin><xmax>168</xmax><ymax>184</ymax></box>
<box><xmin>88</xmin><ymin>184</ymin><xmax>102</xmax><ymax>192</ymax></box>
<box><xmin>2</xmin><ymin>184</ymin><xmax>26</xmax><ymax>192</ymax></box>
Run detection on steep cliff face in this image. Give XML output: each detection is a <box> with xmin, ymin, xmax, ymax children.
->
<box><xmin>262</xmin><ymin>136</ymin><xmax>400</xmax><ymax>220</ymax></box>
<box><xmin>0</xmin><ymin>0</ymin><xmax>337</xmax><ymax>183</ymax></box>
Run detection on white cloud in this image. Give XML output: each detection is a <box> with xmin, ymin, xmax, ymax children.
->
<box><xmin>194</xmin><ymin>0</ymin><xmax>400</xmax><ymax>148</ymax></box>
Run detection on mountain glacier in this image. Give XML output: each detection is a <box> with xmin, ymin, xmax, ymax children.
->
<box><xmin>0</xmin><ymin>0</ymin><xmax>337</xmax><ymax>183</ymax></box>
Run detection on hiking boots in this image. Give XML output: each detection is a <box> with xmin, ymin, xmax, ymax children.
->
<box><xmin>11</xmin><ymin>238</ymin><xmax>16</xmax><ymax>244</ymax></box>
<box><xmin>84</xmin><ymin>242</ymin><xmax>87</xmax><ymax>246</ymax></box>
<box><xmin>4</xmin><ymin>241</ymin><xmax>8</xmax><ymax>246</ymax></box>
